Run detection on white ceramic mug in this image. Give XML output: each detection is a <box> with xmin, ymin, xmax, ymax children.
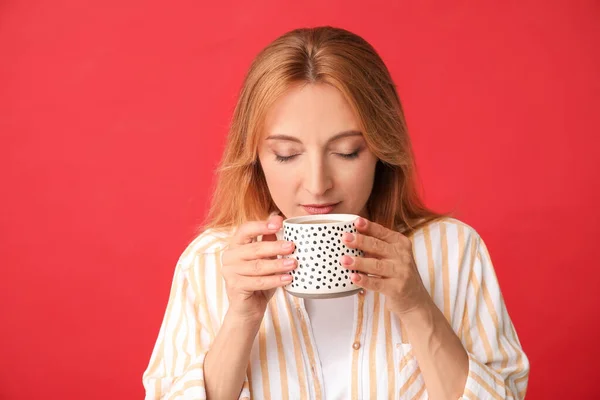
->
<box><xmin>281</xmin><ymin>214</ymin><xmax>363</xmax><ymax>298</ymax></box>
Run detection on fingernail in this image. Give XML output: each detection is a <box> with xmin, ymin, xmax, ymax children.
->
<box><xmin>341</xmin><ymin>255</ymin><xmax>354</xmax><ymax>266</ymax></box>
<box><xmin>282</xmin><ymin>242</ymin><xmax>293</xmax><ymax>249</ymax></box>
<box><xmin>281</xmin><ymin>274</ymin><xmax>292</xmax><ymax>282</ymax></box>
<box><xmin>343</xmin><ymin>233</ymin><xmax>355</xmax><ymax>242</ymax></box>
<box><xmin>268</xmin><ymin>223</ymin><xmax>278</xmax><ymax>230</ymax></box>
<box><xmin>355</xmin><ymin>217</ymin><xmax>366</xmax><ymax>228</ymax></box>
<box><xmin>352</xmin><ymin>273</ymin><xmax>362</xmax><ymax>282</ymax></box>
<box><xmin>283</xmin><ymin>258</ymin><xmax>295</xmax><ymax>266</ymax></box>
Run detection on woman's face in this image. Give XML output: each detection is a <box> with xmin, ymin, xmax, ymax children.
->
<box><xmin>258</xmin><ymin>83</ymin><xmax>378</xmax><ymax>219</ymax></box>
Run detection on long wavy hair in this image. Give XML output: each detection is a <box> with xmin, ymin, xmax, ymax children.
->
<box><xmin>204</xmin><ymin>26</ymin><xmax>450</xmax><ymax>236</ymax></box>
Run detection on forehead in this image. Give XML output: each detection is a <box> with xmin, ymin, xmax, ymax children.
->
<box><xmin>263</xmin><ymin>83</ymin><xmax>361</xmax><ymax>142</ymax></box>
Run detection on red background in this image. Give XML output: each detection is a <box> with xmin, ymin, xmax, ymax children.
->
<box><xmin>1</xmin><ymin>1</ymin><xmax>599</xmax><ymax>399</ymax></box>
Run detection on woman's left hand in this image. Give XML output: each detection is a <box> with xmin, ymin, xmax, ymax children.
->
<box><xmin>340</xmin><ymin>217</ymin><xmax>431</xmax><ymax>316</ymax></box>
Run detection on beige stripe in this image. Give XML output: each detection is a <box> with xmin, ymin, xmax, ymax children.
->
<box><xmin>475</xmin><ymin>253</ymin><xmax>510</xmax><ymax>368</ymax></box>
<box><xmin>468</xmin><ymin>370</ymin><xmax>503</xmax><ymax>400</ymax></box>
<box><xmin>457</xmin><ymin>224</ymin><xmax>466</xmax><ymax>270</ymax></box>
<box><xmin>293</xmin><ymin>297</ymin><xmax>322</xmax><ymax>400</ymax></box>
<box><xmin>258</xmin><ymin>321</ymin><xmax>271</xmax><ymax>400</ymax></box>
<box><xmin>148</xmin><ymin>248</ymin><xmax>219</xmax><ymax>378</ymax></box>
<box><xmin>166</xmin><ymin>361</ymin><xmax>204</xmax><ymax>388</ymax></box>
<box><xmin>178</xmin><ymin>236</ymin><xmax>222</xmax><ymax>266</ymax></box>
<box><xmin>462</xmin><ymin>305</ymin><xmax>475</xmax><ymax>352</ymax></box>
<box><xmin>153</xmin><ymin>379</ymin><xmax>161</xmax><ymax>397</ymax></box>
<box><xmin>181</xmin><ymin>274</ymin><xmax>197</xmax><ymax>371</ymax></box>
<box><xmin>475</xmin><ymin>304</ymin><xmax>494</xmax><ymax>362</ymax></box>
<box><xmin>400</xmin><ymin>321</ymin><xmax>409</xmax><ymax>344</ymax></box>
<box><xmin>369</xmin><ymin>292</ymin><xmax>381</xmax><ymax>399</ymax></box>
<box><xmin>402</xmin><ymin>238</ymin><xmax>417</xmax><ymax>345</ymax></box>
<box><xmin>191</xmin><ymin>235</ymin><xmax>223</xmax><ymax>256</ymax></box>
<box><xmin>282</xmin><ymin>295</ymin><xmax>308</xmax><ymax>399</ymax></box>
<box><xmin>170</xmin><ymin>278</ymin><xmax>188</xmax><ymax>375</ymax></box>
<box><xmin>189</xmin><ymin>255</ymin><xmax>215</xmax><ymax>338</ymax></box>
<box><xmin>471</xmin><ymin>356</ymin><xmax>504</xmax><ymax>387</ymax></box>
<box><xmin>398</xmin><ymin>365</ymin><xmax>421</xmax><ymax>396</ymax></box>
<box><xmin>423</xmin><ymin>226</ymin><xmax>436</xmax><ymax>297</ymax></box>
<box><xmin>148</xmin><ymin>236</ymin><xmax>222</xmax><ymax>398</ymax></box>
<box><xmin>383</xmin><ymin>307</ymin><xmax>394</xmax><ymax>399</ymax></box>
<box><xmin>480</xmin><ymin>240</ymin><xmax>527</xmax><ymax>378</ymax></box>
<box><xmin>247</xmin><ymin>364</ymin><xmax>253</xmax><ymax>396</ymax></box>
<box><xmin>464</xmin><ymin>387</ymin><xmax>477</xmax><ymax>400</ymax></box>
<box><xmin>398</xmin><ymin>351</ymin><xmax>413</xmax><ymax>371</ymax></box>
<box><xmin>398</xmin><ymin>352</ymin><xmax>412</xmax><ymax>371</ymax></box>
<box><xmin>166</xmin><ymin>378</ymin><xmax>205</xmax><ymax>399</ymax></box>
<box><xmin>440</xmin><ymin>223</ymin><xmax>451</xmax><ymax>322</ymax></box>
<box><xmin>461</xmin><ymin>238</ymin><xmax>478</xmax><ymax>347</ymax></box>
<box><xmin>410</xmin><ymin>381</ymin><xmax>426</xmax><ymax>400</ymax></box>
<box><xmin>146</xmin><ymin>267</ymin><xmax>181</xmax><ymax>375</ymax></box>
<box><xmin>514</xmin><ymin>374</ymin><xmax>528</xmax><ymax>387</ymax></box>
<box><xmin>215</xmin><ymin>253</ymin><xmax>225</xmax><ymax>322</ymax></box>
<box><xmin>517</xmin><ymin>379</ymin><xmax>528</xmax><ymax>398</ymax></box>
<box><xmin>181</xmin><ymin>319</ymin><xmax>191</xmax><ymax>371</ymax></box>
<box><xmin>169</xmin><ymin>361</ymin><xmax>203</xmax><ymax>386</ymax></box>
<box><xmin>269</xmin><ymin>298</ymin><xmax>289</xmax><ymax>400</ymax></box>
<box><xmin>508</xmin><ymin>323</ymin><xmax>527</xmax><ymax>377</ymax></box>
<box><xmin>351</xmin><ymin>294</ymin><xmax>365</xmax><ymax>400</ymax></box>
<box><xmin>456</xmin><ymin>224</ymin><xmax>466</xmax><ymax>335</ymax></box>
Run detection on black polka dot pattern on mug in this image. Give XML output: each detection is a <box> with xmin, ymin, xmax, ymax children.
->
<box><xmin>283</xmin><ymin>222</ymin><xmax>362</xmax><ymax>292</ymax></box>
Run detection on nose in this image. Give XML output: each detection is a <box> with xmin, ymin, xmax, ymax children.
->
<box><xmin>303</xmin><ymin>156</ymin><xmax>333</xmax><ymax>196</ymax></box>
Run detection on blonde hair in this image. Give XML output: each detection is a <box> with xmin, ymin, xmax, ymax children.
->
<box><xmin>204</xmin><ymin>26</ymin><xmax>450</xmax><ymax>236</ymax></box>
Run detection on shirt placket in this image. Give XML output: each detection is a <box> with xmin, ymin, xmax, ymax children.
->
<box><xmin>351</xmin><ymin>289</ymin><xmax>367</xmax><ymax>399</ymax></box>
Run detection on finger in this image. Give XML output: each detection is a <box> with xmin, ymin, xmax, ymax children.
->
<box><xmin>342</xmin><ymin>231</ymin><xmax>391</xmax><ymax>258</ymax></box>
<box><xmin>237</xmin><ymin>240</ymin><xmax>295</xmax><ymax>261</ymax></box>
<box><xmin>232</xmin><ymin>216</ymin><xmax>284</xmax><ymax>245</ymax></box>
<box><xmin>233</xmin><ymin>273</ymin><xmax>293</xmax><ymax>292</ymax></box>
<box><xmin>340</xmin><ymin>255</ymin><xmax>394</xmax><ymax>278</ymax></box>
<box><xmin>354</xmin><ymin>217</ymin><xmax>403</xmax><ymax>244</ymax></box>
<box><xmin>262</xmin><ymin>214</ymin><xmax>284</xmax><ymax>243</ymax></box>
<box><xmin>236</xmin><ymin>257</ymin><xmax>297</xmax><ymax>277</ymax></box>
<box><xmin>350</xmin><ymin>272</ymin><xmax>386</xmax><ymax>293</ymax></box>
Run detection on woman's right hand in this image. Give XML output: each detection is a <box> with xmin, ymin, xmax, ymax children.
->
<box><xmin>220</xmin><ymin>214</ymin><xmax>296</xmax><ymax>323</ymax></box>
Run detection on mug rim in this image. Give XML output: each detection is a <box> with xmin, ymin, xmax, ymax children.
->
<box><xmin>283</xmin><ymin>213</ymin><xmax>359</xmax><ymax>225</ymax></box>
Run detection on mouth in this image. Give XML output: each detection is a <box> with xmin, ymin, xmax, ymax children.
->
<box><xmin>301</xmin><ymin>202</ymin><xmax>340</xmax><ymax>215</ymax></box>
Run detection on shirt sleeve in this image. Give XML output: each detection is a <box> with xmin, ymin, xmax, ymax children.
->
<box><xmin>458</xmin><ymin>236</ymin><xmax>530</xmax><ymax>400</ymax></box>
<box><xmin>142</xmin><ymin>251</ymin><xmax>251</xmax><ymax>400</ymax></box>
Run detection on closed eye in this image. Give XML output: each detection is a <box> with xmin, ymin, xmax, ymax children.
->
<box><xmin>275</xmin><ymin>154</ymin><xmax>298</xmax><ymax>163</ymax></box>
<box><xmin>274</xmin><ymin>150</ymin><xmax>360</xmax><ymax>163</ymax></box>
<box><xmin>336</xmin><ymin>151</ymin><xmax>360</xmax><ymax>159</ymax></box>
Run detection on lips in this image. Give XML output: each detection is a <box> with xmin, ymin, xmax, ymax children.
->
<box><xmin>301</xmin><ymin>202</ymin><xmax>339</xmax><ymax>215</ymax></box>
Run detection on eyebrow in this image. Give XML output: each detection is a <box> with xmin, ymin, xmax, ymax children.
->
<box><xmin>265</xmin><ymin>130</ymin><xmax>363</xmax><ymax>144</ymax></box>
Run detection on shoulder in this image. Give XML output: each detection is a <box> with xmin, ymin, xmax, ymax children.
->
<box><xmin>409</xmin><ymin>217</ymin><xmax>483</xmax><ymax>250</ymax></box>
<box><xmin>176</xmin><ymin>228</ymin><xmax>232</xmax><ymax>271</ymax></box>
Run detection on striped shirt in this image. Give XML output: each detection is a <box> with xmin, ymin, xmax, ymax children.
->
<box><xmin>143</xmin><ymin>218</ymin><xmax>530</xmax><ymax>399</ymax></box>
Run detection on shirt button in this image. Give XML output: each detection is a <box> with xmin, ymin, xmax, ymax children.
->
<box><xmin>352</xmin><ymin>341</ymin><xmax>361</xmax><ymax>350</ymax></box>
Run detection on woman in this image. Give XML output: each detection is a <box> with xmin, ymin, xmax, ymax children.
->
<box><xmin>143</xmin><ymin>26</ymin><xmax>529</xmax><ymax>399</ymax></box>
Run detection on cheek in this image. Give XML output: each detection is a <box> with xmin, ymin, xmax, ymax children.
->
<box><xmin>336</xmin><ymin>157</ymin><xmax>377</xmax><ymax>201</ymax></box>
<box><xmin>261</xmin><ymin>162</ymin><xmax>298</xmax><ymax>202</ymax></box>
<box><xmin>341</xmin><ymin>157</ymin><xmax>376</xmax><ymax>185</ymax></box>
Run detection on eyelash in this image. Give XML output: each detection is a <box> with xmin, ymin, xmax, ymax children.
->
<box><xmin>275</xmin><ymin>151</ymin><xmax>360</xmax><ymax>163</ymax></box>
